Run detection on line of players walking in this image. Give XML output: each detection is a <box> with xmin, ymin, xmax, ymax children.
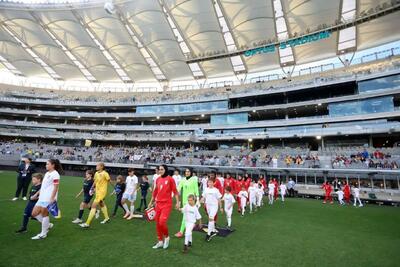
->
<box><xmin>12</xmin><ymin>160</ymin><xmax>364</xmax><ymax>253</ymax></box>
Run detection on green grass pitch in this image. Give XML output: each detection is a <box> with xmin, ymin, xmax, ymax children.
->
<box><xmin>0</xmin><ymin>170</ymin><xmax>399</xmax><ymax>267</ymax></box>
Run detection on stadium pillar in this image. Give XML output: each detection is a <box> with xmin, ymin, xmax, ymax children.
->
<box><xmin>321</xmin><ymin>137</ymin><xmax>325</xmax><ymax>150</ymax></box>
<box><xmin>24</xmin><ymin>117</ymin><xmax>27</xmax><ymax>122</ymax></box>
<box><xmin>369</xmin><ymin>135</ymin><xmax>373</xmax><ymax>147</ymax></box>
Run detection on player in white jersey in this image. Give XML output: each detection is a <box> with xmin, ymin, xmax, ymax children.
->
<box><xmin>248</xmin><ymin>181</ymin><xmax>257</xmax><ymax>213</ymax></box>
<box><xmin>238</xmin><ymin>186</ymin><xmax>248</xmax><ymax>216</ymax></box>
<box><xmin>217</xmin><ymin>173</ymin><xmax>224</xmax><ymax>188</ymax></box>
<box><xmin>152</xmin><ymin>167</ymin><xmax>160</xmax><ymax>189</ymax></box>
<box><xmin>31</xmin><ymin>159</ymin><xmax>62</xmax><ymax>240</ymax></box>
<box><xmin>279</xmin><ymin>182</ymin><xmax>287</xmax><ymax>202</ymax></box>
<box><xmin>172</xmin><ymin>170</ymin><xmax>182</xmax><ymax>189</ymax></box>
<box><xmin>337</xmin><ymin>189</ymin><xmax>345</xmax><ymax>205</ymax></box>
<box><xmin>200</xmin><ymin>176</ymin><xmax>208</xmax><ymax>193</ymax></box>
<box><xmin>122</xmin><ymin>168</ymin><xmax>138</xmax><ymax>220</ymax></box>
<box><xmin>353</xmin><ymin>185</ymin><xmax>363</xmax><ymax>207</ymax></box>
<box><xmin>268</xmin><ymin>180</ymin><xmax>275</xmax><ymax>205</ymax></box>
<box><xmin>201</xmin><ymin>179</ymin><xmax>222</xmax><ymax>242</ymax></box>
<box><xmin>222</xmin><ymin>186</ymin><xmax>236</xmax><ymax>229</ymax></box>
<box><xmin>256</xmin><ymin>181</ymin><xmax>264</xmax><ymax>207</ymax></box>
<box><xmin>180</xmin><ymin>194</ymin><xmax>202</xmax><ymax>253</ymax></box>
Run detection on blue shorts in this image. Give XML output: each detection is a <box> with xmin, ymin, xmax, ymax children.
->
<box><xmin>83</xmin><ymin>194</ymin><xmax>93</xmax><ymax>204</ymax></box>
<box><xmin>35</xmin><ymin>201</ymin><xmax>50</xmax><ymax>208</ymax></box>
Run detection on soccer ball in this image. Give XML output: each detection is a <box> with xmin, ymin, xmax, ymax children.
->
<box><xmin>104</xmin><ymin>1</ymin><xmax>116</xmax><ymax>15</ymax></box>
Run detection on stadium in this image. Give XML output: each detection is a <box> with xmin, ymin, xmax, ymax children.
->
<box><xmin>0</xmin><ymin>0</ymin><xmax>399</xmax><ymax>266</ymax></box>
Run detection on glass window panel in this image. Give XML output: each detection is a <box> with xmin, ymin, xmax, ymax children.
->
<box><xmin>329</xmin><ymin>96</ymin><xmax>394</xmax><ymax>117</ymax></box>
<box><xmin>358</xmin><ymin>74</ymin><xmax>400</xmax><ymax>93</ymax></box>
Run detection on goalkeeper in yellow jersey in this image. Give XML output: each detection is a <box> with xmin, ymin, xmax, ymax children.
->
<box><xmin>80</xmin><ymin>162</ymin><xmax>111</xmax><ymax>228</ymax></box>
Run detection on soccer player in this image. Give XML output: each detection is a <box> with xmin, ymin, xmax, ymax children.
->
<box><xmin>273</xmin><ymin>178</ymin><xmax>279</xmax><ymax>200</ymax></box>
<box><xmin>181</xmin><ymin>194</ymin><xmax>202</xmax><ymax>253</ymax></box>
<box><xmin>236</xmin><ymin>175</ymin><xmax>246</xmax><ymax>212</ymax></box>
<box><xmin>322</xmin><ymin>181</ymin><xmax>333</xmax><ymax>204</ymax></box>
<box><xmin>80</xmin><ymin>162</ymin><xmax>111</xmax><ymax>228</ymax></box>
<box><xmin>15</xmin><ymin>173</ymin><xmax>42</xmax><ymax>233</ymax></box>
<box><xmin>72</xmin><ymin>170</ymin><xmax>95</xmax><ymax>224</ymax></box>
<box><xmin>353</xmin><ymin>184</ymin><xmax>363</xmax><ymax>207</ymax></box>
<box><xmin>137</xmin><ymin>175</ymin><xmax>150</xmax><ymax>211</ymax></box>
<box><xmin>148</xmin><ymin>164</ymin><xmax>180</xmax><ymax>249</ymax></box>
<box><xmin>111</xmin><ymin>175</ymin><xmax>126</xmax><ymax>217</ymax></box>
<box><xmin>175</xmin><ymin>168</ymin><xmax>199</xmax><ymax>238</ymax></box>
<box><xmin>268</xmin><ymin>180</ymin><xmax>275</xmax><ymax>205</ymax></box>
<box><xmin>217</xmin><ymin>173</ymin><xmax>224</xmax><ymax>188</ymax></box>
<box><xmin>343</xmin><ymin>181</ymin><xmax>351</xmax><ymax>204</ymax></box>
<box><xmin>248</xmin><ymin>181</ymin><xmax>257</xmax><ymax>213</ymax></box>
<box><xmin>223</xmin><ymin>173</ymin><xmax>236</xmax><ymax>193</ymax></box>
<box><xmin>31</xmin><ymin>159</ymin><xmax>62</xmax><ymax>240</ymax></box>
<box><xmin>244</xmin><ymin>173</ymin><xmax>252</xmax><ymax>190</ymax></box>
<box><xmin>222</xmin><ymin>186</ymin><xmax>235</xmax><ymax>229</ymax></box>
<box><xmin>337</xmin><ymin>189</ymin><xmax>345</xmax><ymax>205</ymax></box>
<box><xmin>238</xmin><ymin>186</ymin><xmax>248</xmax><ymax>216</ymax></box>
<box><xmin>200</xmin><ymin>175</ymin><xmax>208</xmax><ymax>194</ymax></box>
<box><xmin>256</xmin><ymin>180</ymin><xmax>264</xmax><ymax>207</ymax></box>
<box><xmin>172</xmin><ymin>170</ymin><xmax>182</xmax><ymax>189</ymax></box>
<box><xmin>152</xmin><ymin>167</ymin><xmax>160</xmax><ymax>189</ymax></box>
<box><xmin>201</xmin><ymin>179</ymin><xmax>222</xmax><ymax>241</ymax></box>
<box><xmin>122</xmin><ymin>168</ymin><xmax>138</xmax><ymax>220</ymax></box>
<box><xmin>280</xmin><ymin>182</ymin><xmax>287</xmax><ymax>202</ymax></box>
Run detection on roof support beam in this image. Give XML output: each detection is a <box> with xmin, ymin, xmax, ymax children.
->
<box><xmin>159</xmin><ymin>0</ymin><xmax>206</xmax><ymax>79</ymax></box>
<box><xmin>71</xmin><ymin>10</ymin><xmax>133</xmax><ymax>83</ymax></box>
<box><xmin>0</xmin><ymin>54</ymin><xmax>23</xmax><ymax>76</ymax></box>
<box><xmin>212</xmin><ymin>0</ymin><xmax>247</xmax><ymax>74</ymax></box>
<box><xmin>115</xmin><ymin>6</ymin><xmax>167</xmax><ymax>82</ymax></box>
<box><xmin>337</xmin><ymin>0</ymin><xmax>357</xmax><ymax>54</ymax></box>
<box><xmin>29</xmin><ymin>12</ymin><xmax>97</xmax><ymax>82</ymax></box>
<box><xmin>1</xmin><ymin>24</ymin><xmax>62</xmax><ymax>80</ymax></box>
<box><xmin>272</xmin><ymin>0</ymin><xmax>295</xmax><ymax>67</ymax></box>
<box><xmin>187</xmin><ymin>2</ymin><xmax>400</xmax><ymax>63</ymax></box>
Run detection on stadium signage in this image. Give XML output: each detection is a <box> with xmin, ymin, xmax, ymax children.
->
<box><xmin>244</xmin><ymin>31</ymin><xmax>332</xmax><ymax>57</ymax></box>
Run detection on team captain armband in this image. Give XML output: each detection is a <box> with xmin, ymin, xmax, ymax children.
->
<box><xmin>53</xmin><ymin>179</ymin><xmax>60</xmax><ymax>185</ymax></box>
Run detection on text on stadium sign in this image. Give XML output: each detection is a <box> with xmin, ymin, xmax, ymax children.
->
<box><xmin>244</xmin><ymin>31</ymin><xmax>332</xmax><ymax>57</ymax></box>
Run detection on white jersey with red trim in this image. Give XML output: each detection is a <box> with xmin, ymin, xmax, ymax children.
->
<box><xmin>38</xmin><ymin>170</ymin><xmax>60</xmax><ymax>202</ymax></box>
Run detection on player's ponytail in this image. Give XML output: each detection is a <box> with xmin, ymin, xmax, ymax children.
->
<box><xmin>48</xmin><ymin>158</ymin><xmax>63</xmax><ymax>174</ymax></box>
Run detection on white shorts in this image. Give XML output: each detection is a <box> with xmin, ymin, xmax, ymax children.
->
<box><xmin>185</xmin><ymin>222</ymin><xmax>195</xmax><ymax>236</ymax></box>
<box><xmin>249</xmin><ymin>197</ymin><xmax>256</xmax><ymax>204</ymax></box>
<box><xmin>224</xmin><ymin>207</ymin><xmax>233</xmax><ymax>217</ymax></box>
<box><xmin>206</xmin><ymin>204</ymin><xmax>218</xmax><ymax>218</ymax></box>
<box><xmin>122</xmin><ymin>192</ymin><xmax>137</xmax><ymax>202</ymax></box>
<box><xmin>268</xmin><ymin>191</ymin><xmax>274</xmax><ymax>195</ymax></box>
<box><xmin>36</xmin><ymin>201</ymin><xmax>50</xmax><ymax>208</ymax></box>
<box><xmin>240</xmin><ymin>201</ymin><xmax>246</xmax><ymax>209</ymax></box>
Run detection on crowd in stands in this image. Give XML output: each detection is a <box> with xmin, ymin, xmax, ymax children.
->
<box><xmin>1</xmin><ymin>140</ymin><xmax>399</xmax><ymax>170</ymax></box>
<box><xmin>331</xmin><ymin>148</ymin><xmax>399</xmax><ymax>169</ymax></box>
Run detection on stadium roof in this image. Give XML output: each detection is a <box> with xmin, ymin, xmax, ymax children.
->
<box><xmin>0</xmin><ymin>0</ymin><xmax>399</xmax><ymax>84</ymax></box>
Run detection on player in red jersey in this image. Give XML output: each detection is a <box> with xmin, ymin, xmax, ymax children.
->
<box><xmin>259</xmin><ymin>175</ymin><xmax>267</xmax><ymax>193</ymax></box>
<box><xmin>224</xmin><ymin>173</ymin><xmax>236</xmax><ymax>194</ymax></box>
<box><xmin>148</xmin><ymin>164</ymin><xmax>180</xmax><ymax>250</ymax></box>
<box><xmin>235</xmin><ymin>175</ymin><xmax>246</xmax><ymax>212</ymax></box>
<box><xmin>322</xmin><ymin>181</ymin><xmax>333</xmax><ymax>204</ymax></box>
<box><xmin>273</xmin><ymin>178</ymin><xmax>279</xmax><ymax>200</ymax></box>
<box><xmin>343</xmin><ymin>181</ymin><xmax>351</xmax><ymax>204</ymax></box>
<box><xmin>244</xmin><ymin>173</ymin><xmax>252</xmax><ymax>190</ymax></box>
